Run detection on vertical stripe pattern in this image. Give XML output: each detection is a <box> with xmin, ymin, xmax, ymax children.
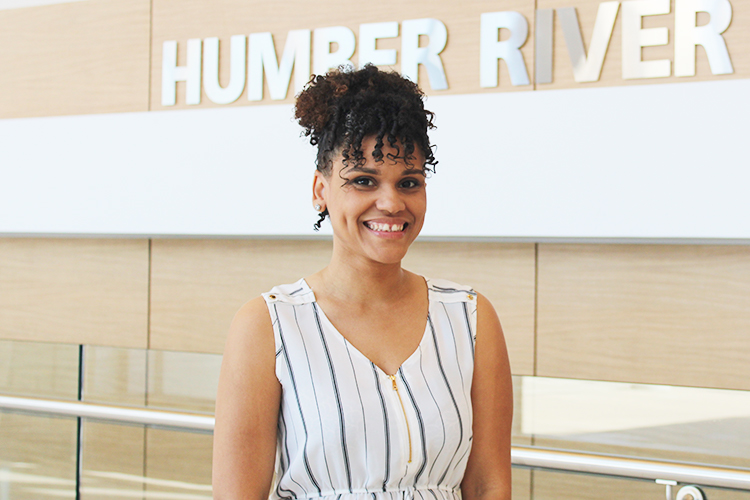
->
<box><xmin>263</xmin><ymin>278</ymin><xmax>477</xmax><ymax>500</ymax></box>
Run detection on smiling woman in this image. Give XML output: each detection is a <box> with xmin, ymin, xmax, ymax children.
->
<box><xmin>313</xmin><ymin>135</ymin><xmax>427</xmax><ymax>267</ymax></box>
<box><xmin>212</xmin><ymin>65</ymin><xmax>513</xmax><ymax>500</ymax></box>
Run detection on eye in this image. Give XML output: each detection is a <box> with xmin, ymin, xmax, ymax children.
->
<box><xmin>400</xmin><ymin>178</ymin><xmax>422</xmax><ymax>189</ymax></box>
<box><xmin>352</xmin><ymin>176</ymin><xmax>375</xmax><ymax>187</ymax></box>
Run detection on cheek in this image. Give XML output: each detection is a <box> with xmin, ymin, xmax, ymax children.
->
<box><xmin>413</xmin><ymin>195</ymin><xmax>427</xmax><ymax>217</ymax></box>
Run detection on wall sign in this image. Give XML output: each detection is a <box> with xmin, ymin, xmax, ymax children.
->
<box><xmin>162</xmin><ymin>0</ymin><xmax>734</xmax><ymax>105</ymax></box>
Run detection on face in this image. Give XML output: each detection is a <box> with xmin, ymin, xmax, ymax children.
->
<box><xmin>313</xmin><ymin>136</ymin><xmax>427</xmax><ymax>267</ymax></box>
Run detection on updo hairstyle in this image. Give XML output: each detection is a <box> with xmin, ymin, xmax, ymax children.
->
<box><xmin>295</xmin><ymin>64</ymin><xmax>437</xmax><ymax>174</ymax></box>
<box><xmin>295</xmin><ymin>64</ymin><xmax>437</xmax><ymax>230</ymax></box>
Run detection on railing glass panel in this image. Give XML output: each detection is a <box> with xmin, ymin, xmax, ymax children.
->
<box><xmin>516</xmin><ymin>377</ymin><xmax>750</xmax><ymax>469</ymax></box>
<box><xmin>0</xmin><ymin>340</ymin><xmax>78</xmax><ymax>400</ymax></box>
<box><xmin>146</xmin><ymin>350</ymin><xmax>221</xmax><ymax>413</ymax></box>
<box><xmin>0</xmin><ymin>410</ymin><xmax>77</xmax><ymax>500</ymax></box>
<box><xmin>83</xmin><ymin>346</ymin><xmax>147</xmax><ymax>407</ymax></box>
<box><xmin>526</xmin><ymin>469</ymin><xmax>750</xmax><ymax>500</ymax></box>
<box><xmin>80</xmin><ymin>421</ymin><xmax>213</xmax><ymax>500</ymax></box>
<box><xmin>80</xmin><ymin>421</ymin><xmax>147</xmax><ymax>500</ymax></box>
<box><xmin>2</xmin><ymin>339</ymin><xmax>750</xmax><ymax>500</ymax></box>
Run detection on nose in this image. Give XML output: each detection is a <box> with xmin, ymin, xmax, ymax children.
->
<box><xmin>375</xmin><ymin>185</ymin><xmax>406</xmax><ymax>214</ymax></box>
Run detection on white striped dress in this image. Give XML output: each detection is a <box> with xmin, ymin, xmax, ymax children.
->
<box><xmin>263</xmin><ymin>278</ymin><xmax>477</xmax><ymax>500</ymax></box>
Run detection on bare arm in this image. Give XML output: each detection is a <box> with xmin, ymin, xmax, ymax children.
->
<box><xmin>461</xmin><ymin>292</ymin><xmax>513</xmax><ymax>500</ymax></box>
<box><xmin>213</xmin><ymin>296</ymin><xmax>281</xmax><ymax>500</ymax></box>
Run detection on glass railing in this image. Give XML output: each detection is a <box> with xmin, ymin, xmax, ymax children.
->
<box><xmin>1</xmin><ymin>339</ymin><xmax>749</xmax><ymax>500</ymax></box>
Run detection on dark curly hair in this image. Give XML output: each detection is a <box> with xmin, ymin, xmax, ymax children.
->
<box><xmin>295</xmin><ymin>65</ymin><xmax>437</xmax><ymax>230</ymax></box>
<box><xmin>296</xmin><ymin>64</ymin><xmax>437</xmax><ymax>173</ymax></box>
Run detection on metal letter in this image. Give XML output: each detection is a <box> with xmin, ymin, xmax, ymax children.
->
<box><xmin>558</xmin><ymin>2</ymin><xmax>620</xmax><ymax>83</ymax></box>
<box><xmin>675</xmin><ymin>0</ymin><xmax>733</xmax><ymax>76</ymax></box>
<box><xmin>313</xmin><ymin>26</ymin><xmax>356</xmax><ymax>75</ymax></box>
<box><xmin>359</xmin><ymin>22</ymin><xmax>399</xmax><ymax>68</ymax></box>
<box><xmin>535</xmin><ymin>9</ymin><xmax>554</xmax><ymax>84</ymax></box>
<box><xmin>248</xmin><ymin>30</ymin><xmax>311</xmax><ymax>101</ymax></box>
<box><xmin>622</xmin><ymin>0</ymin><xmax>671</xmax><ymax>79</ymax></box>
<box><xmin>479</xmin><ymin>11</ymin><xmax>531</xmax><ymax>87</ymax></box>
<box><xmin>203</xmin><ymin>35</ymin><xmax>247</xmax><ymax>104</ymax></box>
<box><xmin>401</xmin><ymin>18</ymin><xmax>449</xmax><ymax>90</ymax></box>
<box><xmin>161</xmin><ymin>39</ymin><xmax>202</xmax><ymax>106</ymax></box>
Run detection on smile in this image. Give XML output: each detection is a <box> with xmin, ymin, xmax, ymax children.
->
<box><xmin>363</xmin><ymin>221</ymin><xmax>407</xmax><ymax>232</ymax></box>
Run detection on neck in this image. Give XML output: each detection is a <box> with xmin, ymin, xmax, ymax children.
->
<box><xmin>311</xmin><ymin>243</ymin><xmax>412</xmax><ymax>306</ymax></box>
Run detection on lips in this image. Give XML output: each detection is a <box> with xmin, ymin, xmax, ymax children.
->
<box><xmin>363</xmin><ymin>221</ymin><xmax>407</xmax><ymax>232</ymax></box>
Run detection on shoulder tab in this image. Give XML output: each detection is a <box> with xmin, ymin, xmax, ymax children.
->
<box><xmin>262</xmin><ymin>279</ymin><xmax>315</xmax><ymax>305</ymax></box>
<box><xmin>426</xmin><ymin>278</ymin><xmax>477</xmax><ymax>304</ymax></box>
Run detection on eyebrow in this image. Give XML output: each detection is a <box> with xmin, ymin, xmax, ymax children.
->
<box><xmin>346</xmin><ymin>166</ymin><xmax>425</xmax><ymax>176</ymax></box>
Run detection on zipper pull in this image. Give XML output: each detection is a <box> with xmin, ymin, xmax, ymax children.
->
<box><xmin>389</xmin><ymin>374</ymin><xmax>398</xmax><ymax>390</ymax></box>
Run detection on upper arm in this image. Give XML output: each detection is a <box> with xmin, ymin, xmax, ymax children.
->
<box><xmin>213</xmin><ymin>296</ymin><xmax>281</xmax><ymax>500</ymax></box>
<box><xmin>461</xmin><ymin>292</ymin><xmax>513</xmax><ymax>500</ymax></box>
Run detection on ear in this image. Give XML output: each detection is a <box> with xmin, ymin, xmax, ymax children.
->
<box><xmin>312</xmin><ymin>170</ymin><xmax>328</xmax><ymax>211</ymax></box>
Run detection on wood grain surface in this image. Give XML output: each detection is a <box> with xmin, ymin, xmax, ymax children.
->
<box><xmin>0</xmin><ymin>0</ymin><xmax>151</xmax><ymax>119</ymax></box>
<box><xmin>149</xmin><ymin>238</ymin><xmax>333</xmax><ymax>353</ymax></box>
<box><xmin>536</xmin><ymin>244</ymin><xmax>750</xmax><ymax>390</ymax></box>
<box><xmin>0</xmin><ymin>238</ymin><xmax>149</xmax><ymax>347</ymax></box>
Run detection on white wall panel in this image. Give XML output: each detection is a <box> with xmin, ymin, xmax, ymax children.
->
<box><xmin>1</xmin><ymin>79</ymin><xmax>748</xmax><ymax>239</ymax></box>
<box><xmin>0</xmin><ymin>0</ymin><xmax>90</xmax><ymax>10</ymax></box>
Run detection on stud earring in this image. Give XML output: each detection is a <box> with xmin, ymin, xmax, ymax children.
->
<box><xmin>314</xmin><ymin>204</ymin><xmax>322</xmax><ymax>211</ymax></box>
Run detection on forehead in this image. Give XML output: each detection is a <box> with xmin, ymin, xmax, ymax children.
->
<box><xmin>337</xmin><ymin>161</ymin><xmax>426</xmax><ymax>178</ymax></box>
<box><xmin>335</xmin><ymin>136</ymin><xmax>426</xmax><ymax>175</ymax></box>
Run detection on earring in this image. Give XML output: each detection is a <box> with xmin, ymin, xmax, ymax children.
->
<box><xmin>314</xmin><ymin>204</ymin><xmax>322</xmax><ymax>211</ymax></box>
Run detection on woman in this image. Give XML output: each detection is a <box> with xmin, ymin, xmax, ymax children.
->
<box><xmin>213</xmin><ymin>65</ymin><xmax>513</xmax><ymax>500</ymax></box>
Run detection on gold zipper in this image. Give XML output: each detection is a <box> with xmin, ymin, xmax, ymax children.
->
<box><xmin>389</xmin><ymin>374</ymin><xmax>412</xmax><ymax>463</ymax></box>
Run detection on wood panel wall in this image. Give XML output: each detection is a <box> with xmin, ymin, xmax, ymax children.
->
<box><xmin>0</xmin><ymin>238</ymin><xmax>149</xmax><ymax>348</ymax></box>
<box><xmin>1</xmin><ymin>0</ymin><xmax>746</xmax><ymax>118</ymax></box>
<box><xmin>536</xmin><ymin>244</ymin><xmax>750</xmax><ymax>390</ymax></box>
<box><xmin>149</xmin><ymin>239</ymin><xmax>333</xmax><ymax>353</ymax></box>
<box><xmin>3</xmin><ymin>237</ymin><xmax>749</xmax><ymax>391</ymax></box>
<box><xmin>0</xmin><ymin>0</ymin><xmax>151</xmax><ymax>119</ymax></box>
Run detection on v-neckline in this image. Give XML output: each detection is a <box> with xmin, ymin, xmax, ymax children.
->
<box><xmin>300</xmin><ymin>278</ymin><xmax>432</xmax><ymax>377</ymax></box>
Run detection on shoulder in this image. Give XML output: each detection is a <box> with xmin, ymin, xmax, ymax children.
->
<box><xmin>224</xmin><ymin>296</ymin><xmax>275</xmax><ymax>361</ymax></box>
<box><xmin>225</xmin><ymin>278</ymin><xmax>314</xmax><ymax>354</ymax></box>
<box><xmin>475</xmin><ymin>292</ymin><xmax>501</xmax><ymax>326</ymax></box>
<box><xmin>473</xmin><ymin>291</ymin><xmax>507</xmax><ymax>353</ymax></box>
<box><xmin>231</xmin><ymin>295</ymin><xmax>272</xmax><ymax>333</ymax></box>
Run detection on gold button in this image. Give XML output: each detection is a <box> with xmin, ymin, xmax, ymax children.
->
<box><xmin>467</xmin><ymin>294</ymin><xmax>474</xmax><ymax>300</ymax></box>
<box><xmin>269</xmin><ymin>294</ymin><xmax>276</xmax><ymax>300</ymax></box>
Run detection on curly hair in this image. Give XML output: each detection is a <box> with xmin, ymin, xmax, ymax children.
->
<box><xmin>295</xmin><ymin>64</ymin><xmax>437</xmax><ymax>176</ymax></box>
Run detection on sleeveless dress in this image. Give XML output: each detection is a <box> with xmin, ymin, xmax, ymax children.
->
<box><xmin>262</xmin><ymin>278</ymin><xmax>477</xmax><ymax>500</ymax></box>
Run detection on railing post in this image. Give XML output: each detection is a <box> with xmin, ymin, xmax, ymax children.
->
<box><xmin>656</xmin><ymin>479</ymin><xmax>677</xmax><ymax>500</ymax></box>
<box><xmin>75</xmin><ymin>344</ymin><xmax>84</xmax><ymax>500</ymax></box>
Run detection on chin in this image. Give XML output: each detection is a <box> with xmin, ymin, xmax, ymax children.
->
<box><xmin>366</xmin><ymin>248</ymin><xmax>411</xmax><ymax>266</ymax></box>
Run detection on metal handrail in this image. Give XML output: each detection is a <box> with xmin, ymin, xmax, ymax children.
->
<box><xmin>0</xmin><ymin>394</ymin><xmax>214</xmax><ymax>431</ymax></box>
<box><xmin>512</xmin><ymin>447</ymin><xmax>750</xmax><ymax>491</ymax></box>
<box><xmin>2</xmin><ymin>394</ymin><xmax>750</xmax><ymax>491</ymax></box>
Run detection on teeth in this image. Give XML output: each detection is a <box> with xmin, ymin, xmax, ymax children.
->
<box><xmin>366</xmin><ymin>222</ymin><xmax>404</xmax><ymax>232</ymax></box>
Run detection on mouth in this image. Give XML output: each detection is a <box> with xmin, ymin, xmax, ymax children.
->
<box><xmin>363</xmin><ymin>221</ymin><xmax>408</xmax><ymax>233</ymax></box>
